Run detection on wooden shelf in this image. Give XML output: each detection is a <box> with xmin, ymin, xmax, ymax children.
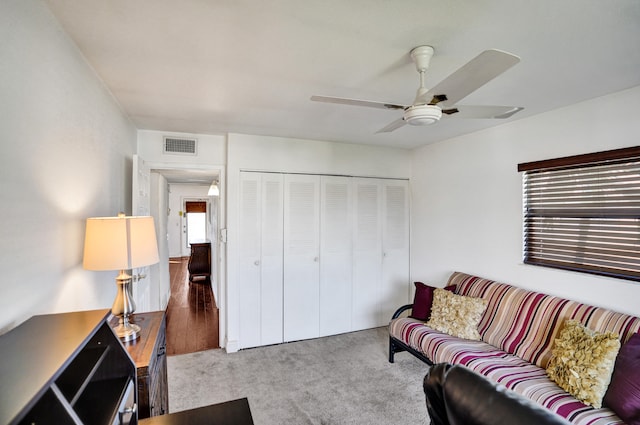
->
<box><xmin>56</xmin><ymin>345</ymin><xmax>109</xmax><ymax>404</ymax></box>
<box><xmin>75</xmin><ymin>377</ymin><xmax>133</xmax><ymax>424</ymax></box>
<box><xmin>0</xmin><ymin>310</ymin><xmax>137</xmax><ymax>425</ymax></box>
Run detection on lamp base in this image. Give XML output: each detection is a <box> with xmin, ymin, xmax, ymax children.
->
<box><xmin>111</xmin><ymin>270</ymin><xmax>140</xmax><ymax>341</ymax></box>
<box><xmin>114</xmin><ymin>316</ymin><xmax>141</xmax><ymax>342</ymax></box>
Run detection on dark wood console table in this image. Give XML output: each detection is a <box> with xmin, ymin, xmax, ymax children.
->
<box><xmin>113</xmin><ymin>311</ymin><xmax>168</xmax><ymax>419</ymax></box>
<box><xmin>139</xmin><ymin>398</ymin><xmax>254</xmax><ymax>425</ymax></box>
<box><xmin>188</xmin><ymin>240</ymin><xmax>211</xmax><ymax>283</ymax></box>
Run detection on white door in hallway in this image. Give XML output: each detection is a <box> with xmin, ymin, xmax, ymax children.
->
<box><xmin>132</xmin><ymin>154</ymin><xmax>153</xmax><ymax>312</ymax></box>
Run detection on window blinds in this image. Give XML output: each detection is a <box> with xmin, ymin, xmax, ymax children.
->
<box><xmin>519</xmin><ymin>147</ymin><xmax>640</xmax><ymax>281</ymax></box>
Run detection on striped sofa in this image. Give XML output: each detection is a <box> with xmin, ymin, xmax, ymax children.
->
<box><xmin>388</xmin><ymin>272</ymin><xmax>640</xmax><ymax>425</ymax></box>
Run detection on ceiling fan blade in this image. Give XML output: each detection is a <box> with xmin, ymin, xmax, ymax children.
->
<box><xmin>428</xmin><ymin>94</ymin><xmax>448</xmax><ymax>105</ymax></box>
<box><xmin>443</xmin><ymin>105</ymin><xmax>524</xmax><ymax>119</ymax></box>
<box><xmin>376</xmin><ymin>117</ymin><xmax>406</xmax><ymax>133</ymax></box>
<box><xmin>423</xmin><ymin>49</ymin><xmax>520</xmax><ymax>106</ymax></box>
<box><xmin>311</xmin><ymin>95</ymin><xmax>406</xmax><ymax>110</ymax></box>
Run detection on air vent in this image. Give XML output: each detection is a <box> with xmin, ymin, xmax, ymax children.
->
<box><xmin>163</xmin><ymin>137</ymin><xmax>197</xmax><ymax>155</ymax></box>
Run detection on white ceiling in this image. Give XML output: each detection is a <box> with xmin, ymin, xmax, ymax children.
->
<box><xmin>45</xmin><ymin>0</ymin><xmax>640</xmax><ymax>150</ymax></box>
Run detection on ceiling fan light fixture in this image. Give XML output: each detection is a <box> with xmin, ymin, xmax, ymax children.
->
<box><xmin>404</xmin><ymin>104</ymin><xmax>442</xmax><ymax>126</ymax></box>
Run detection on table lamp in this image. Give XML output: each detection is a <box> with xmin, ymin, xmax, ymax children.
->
<box><xmin>83</xmin><ymin>213</ymin><xmax>159</xmax><ymax>341</ymax></box>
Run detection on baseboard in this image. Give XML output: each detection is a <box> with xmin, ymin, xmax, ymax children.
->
<box><xmin>225</xmin><ymin>338</ymin><xmax>239</xmax><ymax>353</ymax></box>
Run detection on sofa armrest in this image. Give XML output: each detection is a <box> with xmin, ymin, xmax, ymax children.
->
<box><xmin>391</xmin><ymin>304</ymin><xmax>414</xmax><ymax>320</ymax></box>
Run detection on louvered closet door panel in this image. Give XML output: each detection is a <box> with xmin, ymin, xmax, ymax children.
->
<box><xmin>351</xmin><ymin>178</ymin><xmax>383</xmax><ymax>330</ymax></box>
<box><xmin>284</xmin><ymin>174</ymin><xmax>320</xmax><ymax>342</ymax></box>
<box><xmin>260</xmin><ymin>174</ymin><xmax>284</xmax><ymax>346</ymax></box>
<box><xmin>319</xmin><ymin>176</ymin><xmax>353</xmax><ymax>336</ymax></box>
<box><xmin>380</xmin><ymin>179</ymin><xmax>410</xmax><ymax>324</ymax></box>
<box><xmin>238</xmin><ymin>172</ymin><xmax>284</xmax><ymax>349</ymax></box>
<box><xmin>238</xmin><ymin>172</ymin><xmax>262</xmax><ymax>348</ymax></box>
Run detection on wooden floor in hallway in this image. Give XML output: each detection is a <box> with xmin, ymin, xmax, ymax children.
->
<box><xmin>166</xmin><ymin>257</ymin><xmax>219</xmax><ymax>356</ymax></box>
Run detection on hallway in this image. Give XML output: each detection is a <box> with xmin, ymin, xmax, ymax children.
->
<box><xmin>166</xmin><ymin>257</ymin><xmax>220</xmax><ymax>355</ymax></box>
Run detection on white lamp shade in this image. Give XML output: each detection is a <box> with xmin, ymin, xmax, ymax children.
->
<box><xmin>83</xmin><ymin>215</ymin><xmax>159</xmax><ymax>271</ymax></box>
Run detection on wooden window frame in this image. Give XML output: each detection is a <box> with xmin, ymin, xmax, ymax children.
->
<box><xmin>518</xmin><ymin>146</ymin><xmax>640</xmax><ymax>282</ymax></box>
<box><xmin>185</xmin><ymin>201</ymin><xmax>207</xmax><ymax>213</ymax></box>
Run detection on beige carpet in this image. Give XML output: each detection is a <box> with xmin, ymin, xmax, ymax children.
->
<box><xmin>167</xmin><ymin>327</ymin><xmax>430</xmax><ymax>424</ymax></box>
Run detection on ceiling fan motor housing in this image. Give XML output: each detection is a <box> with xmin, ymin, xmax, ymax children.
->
<box><xmin>410</xmin><ymin>45</ymin><xmax>435</xmax><ymax>72</ymax></box>
<box><xmin>404</xmin><ymin>104</ymin><xmax>442</xmax><ymax>125</ymax></box>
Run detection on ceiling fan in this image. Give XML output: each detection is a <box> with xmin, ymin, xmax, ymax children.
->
<box><xmin>311</xmin><ymin>46</ymin><xmax>523</xmax><ymax>133</ymax></box>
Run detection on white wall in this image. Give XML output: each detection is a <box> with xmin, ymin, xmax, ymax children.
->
<box><xmin>227</xmin><ymin>133</ymin><xmax>412</xmax><ymax>178</ymax></box>
<box><xmin>0</xmin><ymin>1</ymin><xmax>137</xmax><ymax>333</ymax></box>
<box><xmin>137</xmin><ymin>130</ymin><xmax>226</xmax><ymax>165</ymax></box>
<box><xmin>224</xmin><ymin>133</ymin><xmax>412</xmax><ymax>351</ymax></box>
<box><xmin>410</xmin><ymin>85</ymin><xmax>640</xmax><ymax>317</ymax></box>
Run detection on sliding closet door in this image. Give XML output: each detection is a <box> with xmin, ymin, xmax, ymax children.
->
<box><xmin>238</xmin><ymin>172</ymin><xmax>284</xmax><ymax>349</ymax></box>
<box><xmin>380</xmin><ymin>179</ymin><xmax>410</xmax><ymax>324</ymax></box>
<box><xmin>351</xmin><ymin>178</ymin><xmax>383</xmax><ymax>330</ymax></box>
<box><xmin>283</xmin><ymin>174</ymin><xmax>320</xmax><ymax>342</ymax></box>
<box><xmin>238</xmin><ymin>173</ymin><xmax>261</xmax><ymax>348</ymax></box>
<box><xmin>319</xmin><ymin>176</ymin><xmax>353</xmax><ymax>336</ymax></box>
<box><xmin>260</xmin><ymin>174</ymin><xmax>285</xmax><ymax>345</ymax></box>
<box><xmin>239</xmin><ymin>172</ymin><xmax>408</xmax><ymax>347</ymax></box>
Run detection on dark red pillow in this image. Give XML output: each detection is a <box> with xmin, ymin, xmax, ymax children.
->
<box><xmin>603</xmin><ymin>332</ymin><xmax>640</xmax><ymax>425</ymax></box>
<box><xmin>410</xmin><ymin>282</ymin><xmax>456</xmax><ymax>321</ymax></box>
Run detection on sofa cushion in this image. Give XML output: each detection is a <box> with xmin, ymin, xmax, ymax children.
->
<box><xmin>426</xmin><ymin>289</ymin><xmax>487</xmax><ymax>341</ymax></box>
<box><xmin>546</xmin><ymin>320</ymin><xmax>620</xmax><ymax>408</ymax></box>
<box><xmin>389</xmin><ymin>317</ymin><xmax>509</xmax><ymax>365</ymax></box>
<box><xmin>389</xmin><ymin>316</ymin><xmax>627</xmax><ymax>424</ymax></box>
<box><xmin>603</xmin><ymin>332</ymin><xmax>640</xmax><ymax>424</ymax></box>
<box><xmin>409</xmin><ymin>282</ymin><xmax>455</xmax><ymax>321</ymax></box>
<box><xmin>466</xmin><ymin>358</ymin><xmax>624</xmax><ymax>425</ymax></box>
<box><xmin>448</xmin><ymin>272</ymin><xmax>565</xmax><ymax>366</ymax></box>
<box><xmin>449</xmin><ymin>272</ymin><xmax>640</xmax><ymax>368</ymax></box>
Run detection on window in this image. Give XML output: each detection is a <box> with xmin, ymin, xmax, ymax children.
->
<box><xmin>518</xmin><ymin>147</ymin><xmax>640</xmax><ymax>282</ymax></box>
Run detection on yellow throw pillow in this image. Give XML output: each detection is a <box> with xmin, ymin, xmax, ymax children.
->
<box><xmin>426</xmin><ymin>288</ymin><xmax>487</xmax><ymax>341</ymax></box>
<box><xmin>546</xmin><ymin>319</ymin><xmax>620</xmax><ymax>408</ymax></box>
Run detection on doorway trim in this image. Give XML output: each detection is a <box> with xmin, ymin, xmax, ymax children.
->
<box><xmin>182</xmin><ymin>197</ymin><xmax>212</xmax><ymax>256</ymax></box>
<box><xmin>146</xmin><ymin>161</ymin><xmax>227</xmax><ymax>349</ymax></box>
